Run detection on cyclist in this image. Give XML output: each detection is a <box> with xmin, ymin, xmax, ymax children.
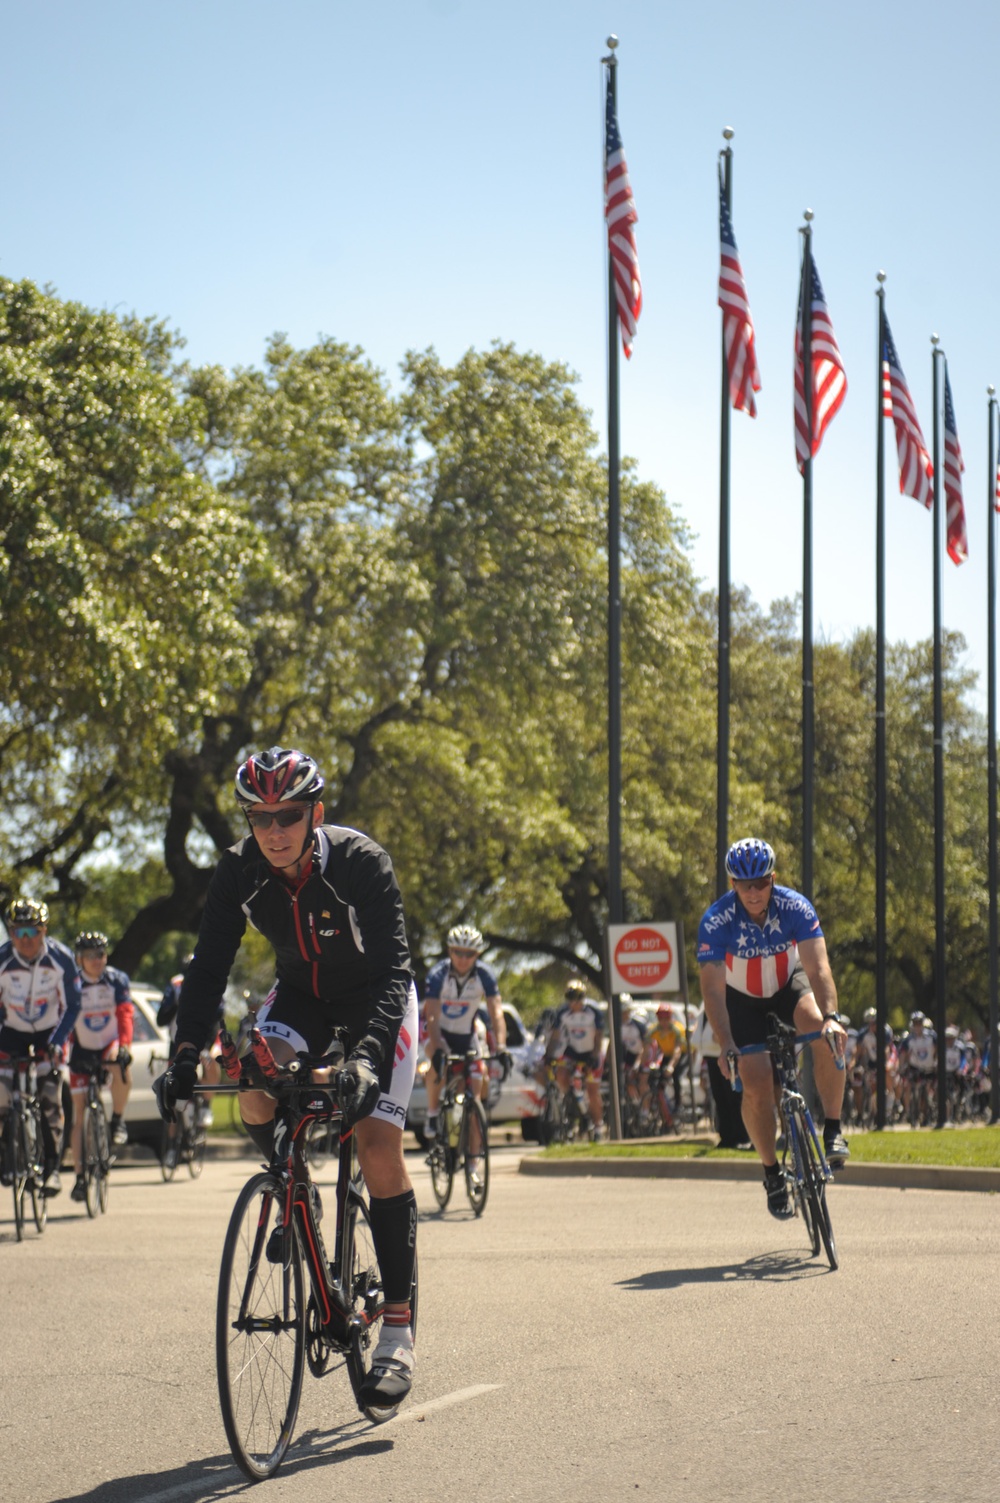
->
<box><xmin>68</xmin><ymin>932</ymin><xmax>134</xmax><ymax>1201</ymax></box>
<box><xmin>899</xmin><ymin>1011</ymin><xmax>936</xmax><ymax>1120</ymax></box>
<box><xmin>422</xmin><ymin>925</ymin><xmax>507</xmax><ymax>1175</ymax></box>
<box><xmin>697</xmin><ymin>838</ymin><xmax>848</xmax><ymax>1220</ymax></box>
<box><xmin>0</xmin><ymin>897</ymin><xmax>81</xmax><ymax>1196</ymax></box>
<box><xmin>154</xmin><ymin>747</ymin><xmax>419</xmax><ymax>1407</ymax></box>
<box><xmin>648</xmin><ymin>1002</ymin><xmax>687</xmax><ymax>1117</ymax></box>
<box><xmin>157</xmin><ymin>955</ymin><xmax>220</xmax><ymax>1130</ymax></box>
<box><xmin>546</xmin><ymin>979</ymin><xmax>605</xmax><ymax>1137</ymax></box>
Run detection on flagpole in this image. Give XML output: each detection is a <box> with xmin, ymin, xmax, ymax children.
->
<box><xmin>717</xmin><ymin>129</ymin><xmax>734</xmax><ymax>897</ymax></box>
<box><xmin>988</xmin><ymin>384</ymin><xmax>999</xmax><ymax>1122</ymax></box>
<box><xmin>931</xmin><ymin>336</ymin><xmax>947</xmax><ymax>1127</ymax></box>
<box><xmin>875</xmin><ymin>273</ymin><xmax>888</xmax><ymax>1129</ymax></box>
<box><xmin>800</xmin><ymin>211</ymin><xmax>815</xmax><ymax>899</ymax></box>
<box><xmin>603</xmin><ymin>34</ymin><xmax>624</xmax><ymax>1141</ymax></box>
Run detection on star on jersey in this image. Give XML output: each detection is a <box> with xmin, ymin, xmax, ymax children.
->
<box><xmin>763</xmin><ymin>911</ymin><xmax>783</xmax><ymax>938</ymax></box>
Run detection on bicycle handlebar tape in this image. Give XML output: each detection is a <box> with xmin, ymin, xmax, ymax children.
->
<box><xmin>218</xmin><ymin>1029</ymin><xmax>243</xmax><ymax>1082</ymax></box>
<box><xmin>249</xmin><ymin>1028</ymin><xmax>280</xmax><ymax>1081</ymax></box>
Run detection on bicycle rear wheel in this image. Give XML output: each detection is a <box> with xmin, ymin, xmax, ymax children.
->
<box><xmin>217</xmin><ymin>1171</ymin><xmax>304</xmax><ymax>1481</ymax></box>
<box><xmin>427</xmin><ymin>1136</ymin><xmax>454</xmax><ymax>1210</ymax></box>
<box><xmin>462</xmin><ymin>1097</ymin><xmax>489</xmax><ymax>1216</ymax></box>
<box><xmin>26</xmin><ymin>1107</ymin><xmax>47</xmax><ymax>1233</ymax></box>
<box><xmin>345</xmin><ymin>1193</ymin><xmax>418</xmax><ymax>1422</ymax></box>
<box><xmin>186</xmin><ymin>1117</ymin><xmax>206</xmax><ymax>1179</ymax></box>
<box><xmin>160</xmin><ymin>1119</ymin><xmax>178</xmax><ymax>1182</ymax></box>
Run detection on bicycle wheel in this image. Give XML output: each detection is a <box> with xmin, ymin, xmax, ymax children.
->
<box><xmin>9</xmin><ymin>1109</ymin><xmax>27</xmax><ymax>1242</ymax></box>
<box><xmin>785</xmin><ymin>1110</ymin><xmax>820</xmax><ymax>1257</ymax></box>
<box><xmin>795</xmin><ymin>1111</ymin><xmax>838</xmax><ymax>1271</ymax></box>
<box><xmin>186</xmin><ymin>1119</ymin><xmax>206</xmax><ymax>1179</ymax></box>
<box><xmin>25</xmin><ymin>1107</ymin><xmax>47</xmax><ymax>1234</ymax></box>
<box><xmin>83</xmin><ymin>1104</ymin><xmax>102</xmax><ymax>1219</ymax></box>
<box><xmin>427</xmin><ymin>1133</ymin><xmax>454</xmax><ymax>1211</ymax></box>
<box><xmin>345</xmin><ymin>1193</ymin><xmax>418</xmax><ymax>1422</ymax></box>
<box><xmin>305</xmin><ymin>1118</ymin><xmax>333</xmax><ymax>1172</ymax></box>
<box><xmin>160</xmin><ymin>1119</ymin><xmax>178</xmax><ymax>1182</ymax></box>
<box><xmin>462</xmin><ymin>1097</ymin><xmax>489</xmax><ymax>1216</ymax></box>
<box><xmin>95</xmin><ymin>1106</ymin><xmax>111</xmax><ymax>1213</ymax></box>
<box><xmin>216</xmin><ymin>1172</ymin><xmax>304</xmax><ymax>1481</ymax></box>
<box><xmin>539</xmin><ymin>1083</ymin><xmax>564</xmax><ymax>1146</ymax></box>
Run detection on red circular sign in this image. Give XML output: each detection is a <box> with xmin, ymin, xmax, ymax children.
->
<box><xmin>613</xmin><ymin>927</ymin><xmax>674</xmax><ymax>989</ymax></box>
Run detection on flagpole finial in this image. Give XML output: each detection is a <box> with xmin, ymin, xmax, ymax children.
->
<box><xmin>606</xmin><ymin>34</ymin><xmax>618</xmax><ymax>49</ymax></box>
<box><xmin>722</xmin><ymin>126</ymin><xmax>734</xmax><ymax>141</ymax></box>
<box><xmin>803</xmin><ymin>208</ymin><xmax>814</xmax><ymax>223</ymax></box>
<box><xmin>989</xmin><ymin>384</ymin><xmax>996</xmax><ymax>397</ymax></box>
<box><xmin>876</xmin><ymin>270</ymin><xmax>886</xmax><ymax>285</ymax></box>
<box><xmin>931</xmin><ymin>333</ymin><xmax>940</xmax><ymax>346</ymax></box>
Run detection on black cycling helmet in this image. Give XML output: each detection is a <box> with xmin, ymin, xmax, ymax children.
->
<box><xmin>8</xmin><ymin>896</ymin><xmax>49</xmax><ymax>927</ymax></box>
<box><xmin>234</xmin><ymin>747</ymin><xmax>325</xmax><ymax>808</ymax></box>
<box><xmin>725</xmin><ymin>838</ymin><xmax>776</xmax><ymax>882</ymax></box>
<box><xmin>75</xmin><ymin>931</ymin><xmax>109</xmax><ymax>953</ymax></box>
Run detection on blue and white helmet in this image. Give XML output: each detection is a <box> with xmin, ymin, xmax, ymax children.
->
<box><xmin>725</xmin><ymin>838</ymin><xmax>776</xmax><ymax>881</ymax></box>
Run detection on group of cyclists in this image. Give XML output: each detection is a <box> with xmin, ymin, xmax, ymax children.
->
<box><xmin>843</xmin><ymin>1007</ymin><xmax>992</xmax><ymax>1128</ymax></box>
<box><xmin>2</xmin><ymin>742</ymin><xmax>993</xmax><ymax>1420</ymax></box>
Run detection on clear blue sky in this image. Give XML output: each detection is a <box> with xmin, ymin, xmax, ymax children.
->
<box><xmin>4</xmin><ymin>0</ymin><xmax>1000</xmax><ymax>710</ymax></box>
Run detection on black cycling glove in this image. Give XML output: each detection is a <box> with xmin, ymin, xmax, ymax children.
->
<box><xmin>339</xmin><ymin>1058</ymin><xmax>381</xmax><ymax>1127</ymax></box>
<box><xmin>431</xmin><ymin>1047</ymin><xmax>447</xmax><ymax>1078</ymax></box>
<box><xmin>154</xmin><ymin>1054</ymin><xmax>198</xmax><ymax>1123</ymax></box>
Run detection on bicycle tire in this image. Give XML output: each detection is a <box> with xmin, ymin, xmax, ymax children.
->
<box><xmin>83</xmin><ymin>1104</ymin><xmax>101</xmax><ymax>1218</ymax></box>
<box><xmin>540</xmin><ymin>1083</ymin><xmax>564</xmax><ymax>1146</ymax></box>
<box><xmin>24</xmin><ymin>1105</ymin><xmax>47</xmax><ymax>1234</ymax></box>
<box><xmin>95</xmin><ymin>1105</ymin><xmax>111</xmax><ymax>1213</ymax></box>
<box><xmin>10</xmin><ymin>1107</ymin><xmax>27</xmax><ymax>1242</ymax></box>
<box><xmin>217</xmin><ymin>1171</ymin><xmax>304</xmax><ymax>1481</ymax></box>
<box><xmin>428</xmin><ymin>1136</ymin><xmax>454</xmax><ymax>1211</ymax></box>
<box><xmin>462</xmin><ymin>1096</ymin><xmax>489</xmax><ymax>1216</ymax></box>
<box><xmin>186</xmin><ymin>1121</ymin><xmax>206</xmax><ymax>1179</ymax></box>
<box><xmin>160</xmin><ymin>1119</ymin><xmax>178</xmax><ymax>1182</ymax></box>
<box><xmin>796</xmin><ymin>1111</ymin><xmax>838</xmax><ymax>1270</ymax></box>
<box><xmin>346</xmin><ymin>1192</ymin><xmax>418</xmax><ymax>1422</ymax></box>
<box><xmin>786</xmin><ymin>1109</ymin><xmax>820</xmax><ymax>1257</ymax></box>
<box><xmin>305</xmin><ymin>1118</ymin><xmax>333</xmax><ymax>1172</ymax></box>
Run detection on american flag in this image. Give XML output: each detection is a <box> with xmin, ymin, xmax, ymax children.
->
<box><xmin>882</xmin><ymin>315</ymin><xmax>933</xmax><ymax>509</ymax></box>
<box><xmin>793</xmin><ymin>256</ymin><xmax>847</xmax><ymax>473</ymax></box>
<box><xmin>605</xmin><ymin>85</ymin><xmax>641</xmax><ymax>358</ymax></box>
<box><xmin>718</xmin><ymin>180</ymin><xmax>761</xmax><ymax>417</ymax></box>
<box><xmin>943</xmin><ymin>367</ymin><xmax>967</xmax><ymax>564</ymax></box>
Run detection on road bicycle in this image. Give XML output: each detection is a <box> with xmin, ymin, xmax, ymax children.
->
<box><xmin>75</xmin><ymin>1053</ymin><xmax>119</xmax><ymax>1217</ymax></box>
<box><xmin>541</xmin><ymin>1059</ymin><xmax>598</xmax><ymax>1145</ymax></box>
<box><xmin>213</xmin><ymin>1029</ymin><xmax>418</xmax><ymax>1481</ymax></box>
<box><xmin>426</xmin><ymin>1051</ymin><xmax>490</xmax><ymax>1215</ymax></box>
<box><xmin>151</xmin><ymin>1053</ymin><xmax>206</xmax><ymax>1181</ymax></box>
<box><xmin>729</xmin><ymin>1014</ymin><xmax>840</xmax><ymax>1271</ymax></box>
<box><xmin>0</xmin><ymin>1045</ymin><xmax>48</xmax><ymax>1240</ymax></box>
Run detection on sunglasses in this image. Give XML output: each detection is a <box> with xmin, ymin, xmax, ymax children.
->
<box><xmin>13</xmin><ymin>925</ymin><xmax>41</xmax><ymax>938</ymax></box>
<box><xmin>246</xmin><ymin>807</ymin><xmax>310</xmax><ymax>831</ymax></box>
<box><xmin>450</xmin><ymin>948</ymin><xmax>479</xmax><ymax>960</ymax></box>
<box><xmin>735</xmin><ymin>878</ymin><xmax>772</xmax><ymax>892</ymax></box>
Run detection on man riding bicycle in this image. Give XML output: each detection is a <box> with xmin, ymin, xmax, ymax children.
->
<box><xmin>697</xmin><ymin>838</ymin><xmax>848</xmax><ymax>1220</ymax></box>
<box><xmin>155</xmin><ymin>747</ymin><xmax>419</xmax><ymax>1407</ymax></box>
<box><xmin>422</xmin><ymin>925</ymin><xmax>507</xmax><ymax>1175</ymax></box>
<box><xmin>68</xmin><ymin>931</ymin><xmax>134</xmax><ymax>1202</ymax></box>
<box><xmin>0</xmin><ymin>897</ymin><xmax>81</xmax><ymax>1197</ymax></box>
<box><xmin>546</xmin><ymin>979</ymin><xmax>605</xmax><ymax>1137</ymax></box>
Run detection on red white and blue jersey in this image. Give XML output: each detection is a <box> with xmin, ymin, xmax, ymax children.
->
<box><xmin>75</xmin><ymin>966</ymin><xmax>134</xmax><ymax>1053</ymax></box>
<box><xmin>0</xmin><ymin>938</ymin><xmax>81</xmax><ymax>1046</ymax></box>
<box><xmin>423</xmin><ymin>958</ymin><xmax>499</xmax><ymax>1038</ymax></box>
<box><xmin>697</xmin><ymin>885</ymin><xmax>824</xmax><ymax>999</ymax></box>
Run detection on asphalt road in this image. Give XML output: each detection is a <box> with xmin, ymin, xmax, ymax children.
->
<box><xmin>2</xmin><ymin>1145</ymin><xmax>998</xmax><ymax>1503</ymax></box>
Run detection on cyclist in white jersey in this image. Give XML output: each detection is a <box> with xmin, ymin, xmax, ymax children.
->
<box><xmin>546</xmin><ymin>980</ymin><xmax>605</xmax><ymax>1135</ymax></box>
<box><xmin>68</xmin><ymin>932</ymin><xmax>134</xmax><ymax>1203</ymax></box>
<box><xmin>422</xmin><ymin>925</ymin><xmax>507</xmax><ymax>1152</ymax></box>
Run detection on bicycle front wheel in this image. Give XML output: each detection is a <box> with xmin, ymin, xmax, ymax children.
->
<box><xmin>95</xmin><ymin>1106</ymin><xmax>111</xmax><ymax>1213</ymax></box>
<box><xmin>25</xmin><ymin>1107</ymin><xmax>47</xmax><ymax>1234</ymax></box>
<box><xmin>160</xmin><ymin>1119</ymin><xmax>178</xmax><ymax>1182</ymax></box>
<box><xmin>83</xmin><ymin>1104</ymin><xmax>102</xmax><ymax>1218</ymax></box>
<box><xmin>216</xmin><ymin>1172</ymin><xmax>305</xmax><ymax>1481</ymax></box>
<box><xmin>462</xmin><ymin>1097</ymin><xmax>489</xmax><ymax>1216</ymax></box>
<box><xmin>427</xmin><ymin>1136</ymin><xmax>454</xmax><ymax>1211</ymax></box>
<box><xmin>794</xmin><ymin>1111</ymin><xmax>838</xmax><ymax>1271</ymax></box>
<box><xmin>345</xmin><ymin>1193</ymin><xmax>418</xmax><ymax>1422</ymax></box>
<box><xmin>186</xmin><ymin>1117</ymin><xmax>206</xmax><ymax>1179</ymax></box>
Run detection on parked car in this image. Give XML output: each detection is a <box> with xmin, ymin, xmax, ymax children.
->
<box><xmin>406</xmin><ymin>1002</ymin><xmax>542</xmax><ymax>1145</ymax></box>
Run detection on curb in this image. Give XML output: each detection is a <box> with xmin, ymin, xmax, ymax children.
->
<box><xmin>517</xmin><ymin>1155</ymin><xmax>1000</xmax><ymax>1194</ymax></box>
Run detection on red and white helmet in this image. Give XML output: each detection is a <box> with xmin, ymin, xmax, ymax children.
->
<box><xmin>234</xmin><ymin>747</ymin><xmax>325</xmax><ymax>809</ymax></box>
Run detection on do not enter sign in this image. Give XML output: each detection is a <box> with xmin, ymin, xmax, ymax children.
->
<box><xmin>607</xmin><ymin>922</ymin><xmax>679</xmax><ymax>995</ymax></box>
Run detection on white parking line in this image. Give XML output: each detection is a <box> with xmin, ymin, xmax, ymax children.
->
<box><xmin>385</xmin><ymin>1382</ymin><xmax>501</xmax><ymax>1425</ymax></box>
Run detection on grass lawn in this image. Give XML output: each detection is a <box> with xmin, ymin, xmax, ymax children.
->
<box><xmin>540</xmin><ymin>1125</ymin><xmax>1000</xmax><ymax>1170</ymax></box>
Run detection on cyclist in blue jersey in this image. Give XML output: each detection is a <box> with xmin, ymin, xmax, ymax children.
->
<box><xmin>422</xmin><ymin>925</ymin><xmax>507</xmax><ymax>1164</ymax></box>
<box><xmin>697</xmin><ymin>838</ymin><xmax>848</xmax><ymax>1220</ymax></box>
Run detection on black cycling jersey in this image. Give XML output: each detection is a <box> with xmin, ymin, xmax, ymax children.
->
<box><xmin>174</xmin><ymin>823</ymin><xmax>414</xmax><ymax>1072</ymax></box>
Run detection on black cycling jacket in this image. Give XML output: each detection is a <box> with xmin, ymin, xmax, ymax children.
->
<box><xmin>174</xmin><ymin>824</ymin><xmax>414</xmax><ymax>1071</ymax></box>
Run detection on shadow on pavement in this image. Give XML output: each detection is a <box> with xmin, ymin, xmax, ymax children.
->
<box><xmin>52</xmin><ymin>1427</ymin><xmax>393</xmax><ymax>1502</ymax></box>
<box><xmin>617</xmin><ymin>1250</ymin><xmax>831</xmax><ymax>1290</ymax></box>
